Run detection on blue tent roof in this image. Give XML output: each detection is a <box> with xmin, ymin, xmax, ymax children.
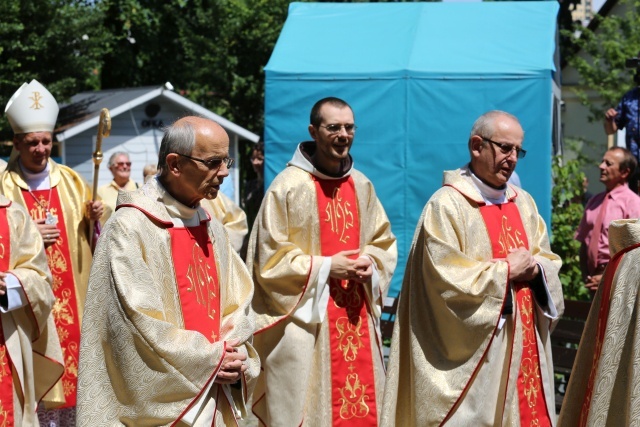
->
<box><xmin>264</xmin><ymin>2</ymin><xmax>560</xmax><ymax>297</ymax></box>
<box><xmin>266</xmin><ymin>2</ymin><xmax>558</xmax><ymax>78</ymax></box>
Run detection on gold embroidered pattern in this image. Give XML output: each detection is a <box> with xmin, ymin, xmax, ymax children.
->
<box><xmin>519</xmin><ymin>293</ymin><xmax>543</xmax><ymax>425</ymax></box>
<box><xmin>0</xmin><ymin>348</ymin><xmax>7</xmax><ymax>379</ymax></box>
<box><xmin>336</xmin><ymin>316</ymin><xmax>365</xmax><ymax>362</ymax></box>
<box><xmin>185</xmin><ymin>242</ymin><xmax>218</xmax><ymax>320</ymax></box>
<box><xmin>51</xmin><ymin>274</ymin><xmax>64</xmax><ymax>292</ymax></box>
<box><xmin>47</xmin><ymin>243</ymin><xmax>69</xmax><ymax>275</ymax></box>
<box><xmin>0</xmin><ymin>235</ymin><xmax>4</xmax><ymax>260</ymax></box>
<box><xmin>338</xmin><ymin>373</ymin><xmax>370</xmax><ymax>419</ymax></box>
<box><xmin>52</xmin><ymin>288</ymin><xmax>76</xmax><ymax>326</ymax></box>
<box><xmin>29</xmin><ymin>91</ymin><xmax>44</xmax><ymax>110</ymax></box>
<box><xmin>498</xmin><ymin>215</ymin><xmax>525</xmax><ymax>256</ymax></box>
<box><xmin>28</xmin><ymin>194</ymin><xmax>57</xmax><ymax>220</ymax></box>
<box><xmin>0</xmin><ymin>401</ymin><xmax>8</xmax><ymax>427</ymax></box>
<box><xmin>62</xmin><ymin>342</ymin><xmax>79</xmax><ymax>396</ymax></box>
<box><xmin>324</xmin><ymin>187</ymin><xmax>355</xmax><ymax>244</ymax></box>
<box><xmin>332</xmin><ymin>281</ymin><xmax>362</xmax><ymax>309</ymax></box>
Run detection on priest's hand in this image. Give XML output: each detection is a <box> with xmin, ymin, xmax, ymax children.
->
<box><xmin>330</xmin><ymin>249</ymin><xmax>362</xmax><ymax>280</ymax></box>
<box><xmin>353</xmin><ymin>256</ymin><xmax>373</xmax><ymax>284</ymax></box>
<box><xmin>86</xmin><ymin>200</ymin><xmax>104</xmax><ymax>221</ymax></box>
<box><xmin>35</xmin><ymin>218</ymin><xmax>61</xmax><ymax>248</ymax></box>
<box><xmin>215</xmin><ymin>342</ymin><xmax>247</xmax><ymax>384</ymax></box>
<box><xmin>506</xmin><ymin>247</ymin><xmax>539</xmax><ymax>282</ymax></box>
<box><xmin>585</xmin><ymin>274</ymin><xmax>602</xmax><ymax>292</ymax></box>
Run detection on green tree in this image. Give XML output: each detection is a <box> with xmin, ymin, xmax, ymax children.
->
<box><xmin>550</xmin><ymin>156</ymin><xmax>590</xmax><ymax>300</ymax></box>
<box><xmin>0</xmin><ymin>0</ymin><xmax>112</xmax><ymax>141</ymax></box>
<box><xmin>563</xmin><ymin>0</ymin><xmax>640</xmax><ymax>120</ymax></box>
<box><xmin>98</xmin><ymin>0</ymin><xmax>291</xmax><ymax>131</ymax></box>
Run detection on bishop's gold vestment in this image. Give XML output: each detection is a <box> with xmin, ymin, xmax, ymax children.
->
<box><xmin>1</xmin><ymin>158</ymin><xmax>93</xmax><ymax>320</ymax></box>
<box><xmin>248</xmin><ymin>143</ymin><xmax>397</xmax><ymax>426</ymax></box>
<box><xmin>77</xmin><ymin>179</ymin><xmax>259</xmax><ymax>426</ymax></box>
<box><xmin>558</xmin><ymin>218</ymin><xmax>640</xmax><ymax>427</ymax></box>
<box><xmin>381</xmin><ymin>167</ymin><xmax>564</xmax><ymax>426</ymax></box>
<box><xmin>0</xmin><ymin>194</ymin><xmax>64</xmax><ymax>425</ymax></box>
<box><xmin>0</xmin><ymin>158</ymin><xmax>93</xmax><ymax>407</ymax></box>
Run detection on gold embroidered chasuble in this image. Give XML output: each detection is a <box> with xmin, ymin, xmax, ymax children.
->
<box><xmin>0</xmin><ymin>195</ymin><xmax>65</xmax><ymax>424</ymax></box>
<box><xmin>0</xmin><ymin>158</ymin><xmax>93</xmax><ymax>406</ymax></box>
<box><xmin>381</xmin><ymin>167</ymin><xmax>564</xmax><ymax>427</ymax></box>
<box><xmin>558</xmin><ymin>219</ymin><xmax>640</xmax><ymax>427</ymax></box>
<box><xmin>201</xmin><ymin>191</ymin><xmax>249</xmax><ymax>253</ymax></box>
<box><xmin>77</xmin><ymin>180</ymin><xmax>259</xmax><ymax>426</ymax></box>
<box><xmin>247</xmin><ymin>145</ymin><xmax>397</xmax><ymax>427</ymax></box>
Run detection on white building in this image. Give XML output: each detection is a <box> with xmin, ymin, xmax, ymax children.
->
<box><xmin>55</xmin><ymin>85</ymin><xmax>260</xmax><ymax>203</ymax></box>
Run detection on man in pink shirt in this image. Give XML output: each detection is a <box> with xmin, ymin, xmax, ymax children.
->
<box><xmin>576</xmin><ymin>147</ymin><xmax>640</xmax><ymax>292</ymax></box>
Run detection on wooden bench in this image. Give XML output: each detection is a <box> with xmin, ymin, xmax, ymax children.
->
<box><xmin>551</xmin><ymin>299</ymin><xmax>592</xmax><ymax>413</ymax></box>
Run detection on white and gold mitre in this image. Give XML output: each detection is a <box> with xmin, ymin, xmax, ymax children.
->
<box><xmin>5</xmin><ymin>79</ymin><xmax>59</xmax><ymax>134</ymax></box>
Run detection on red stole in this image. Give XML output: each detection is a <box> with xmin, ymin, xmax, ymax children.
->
<box><xmin>579</xmin><ymin>241</ymin><xmax>640</xmax><ymax>426</ymax></box>
<box><xmin>23</xmin><ymin>188</ymin><xmax>80</xmax><ymax>408</ymax></box>
<box><xmin>479</xmin><ymin>202</ymin><xmax>551</xmax><ymax>426</ymax></box>
<box><xmin>169</xmin><ymin>224</ymin><xmax>221</xmax><ymax>343</ymax></box>
<box><xmin>0</xmin><ymin>206</ymin><xmax>15</xmax><ymax>425</ymax></box>
<box><xmin>314</xmin><ymin>176</ymin><xmax>378</xmax><ymax>426</ymax></box>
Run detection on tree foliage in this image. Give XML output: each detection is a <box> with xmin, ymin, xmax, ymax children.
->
<box><xmin>98</xmin><ymin>0</ymin><xmax>291</xmax><ymax>132</ymax></box>
<box><xmin>550</xmin><ymin>156</ymin><xmax>590</xmax><ymax>300</ymax></box>
<box><xmin>563</xmin><ymin>0</ymin><xmax>640</xmax><ymax>120</ymax></box>
<box><xmin>0</xmin><ymin>0</ymin><xmax>111</xmax><ymax>141</ymax></box>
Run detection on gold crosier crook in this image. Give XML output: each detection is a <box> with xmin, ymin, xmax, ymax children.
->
<box><xmin>89</xmin><ymin>108</ymin><xmax>111</xmax><ymax>248</ymax></box>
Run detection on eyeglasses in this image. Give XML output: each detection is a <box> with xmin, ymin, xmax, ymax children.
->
<box><xmin>319</xmin><ymin>123</ymin><xmax>357</xmax><ymax>134</ymax></box>
<box><xmin>177</xmin><ymin>153</ymin><xmax>234</xmax><ymax>169</ymax></box>
<box><xmin>112</xmin><ymin>162</ymin><xmax>131</xmax><ymax>167</ymax></box>
<box><xmin>482</xmin><ymin>137</ymin><xmax>527</xmax><ymax>159</ymax></box>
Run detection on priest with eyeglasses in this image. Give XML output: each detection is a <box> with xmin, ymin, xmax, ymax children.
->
<box><xmin>382</xmin><ymin>110</ymin><xmax>563</xmax><ymax>426</ymax></box>
<box><xmin>77</xmin><ymin>116</ymin><xmax>259</xmax><ymax>426</ymax></box>
<box><xmin>247</xmin><ymin>97</ymin><xmax>397</xmax><ymax>426</ymax></box>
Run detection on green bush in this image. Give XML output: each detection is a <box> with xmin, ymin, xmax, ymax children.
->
<box><xmin>550</xmin><ymin>156</ymin><xmax>591</xmax><ymax>300</ymax></box>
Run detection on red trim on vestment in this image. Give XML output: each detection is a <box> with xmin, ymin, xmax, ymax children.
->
<box><xmin>172</xmin><ymin>341</ymin><xmax>227</xmax><ymax>427</ymax></box>
<box><xmin>115</xmin><ymin>204</ymin><xmax>174</xmax><ymax>227</ymax></box>
<box><xmin>0</xmin><ymin>205</ymin><xmax>15</xmax><ymax>425</ymax></box>
<box><xmin>169</xmin><ymin>225</ymin><xmax>220</xmax><ymax>343</ymax></box>
<box><xmin>479</xmin><ymin>202</ymin><xmax>550</xmax><ymax>426</ymax></box>
<box><xmin>579</xmin><ymin>242</ymin><xmax>640</xmax><ymax>425</ymax></box>
<box><xmin>24</xmin><ymin>188</ymin><xmax>80</xmax><ymax>408</ymax></box>
<box><xmin>31</xmin><ymin>350</ymin><xmax>64</xmax><ymax>408</ymax></box>
<box><xmin>253</xmin><ymin>255</ymin><xmax>314</xmax><ymax>335</ymax></box>
<box><xmin>251</xmin><ymin>393</ymin><xmax>267</xmax><ymax>426</ymax></box>
<box><xmin>314</xmin><ymin>175</ymin><xmax>379</xmax><ymax>426</ymax></box>
<box><xmin>439</xmin><ymin>188</ymin><xmax>512</xmax><ymax>426</ymax></box>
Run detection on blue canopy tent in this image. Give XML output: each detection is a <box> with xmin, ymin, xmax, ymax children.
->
<box><xmin>264</xmin><ymin>1</ymin><xmax>561</xmax><ymax>297</ymax></box>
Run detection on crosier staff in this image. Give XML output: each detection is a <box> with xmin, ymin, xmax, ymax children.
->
<box><xmin>90</xmin><ymin>108</ymin><xmax>111</xmax><ymax>248</ymax></box>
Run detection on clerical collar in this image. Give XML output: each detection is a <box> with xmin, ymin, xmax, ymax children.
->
<box><xmin>19</xmin><ymin>159</ymin><xmax>51</xmax><ymax>190</ymax></box>
<box><xmin>288</xmin><ymin>141</ymin><xmax>354</xmax><ymax>179</ymax></box>
<box><xmin>466</xmin><ymin>167</ymin><xmax>507</xmax><ymax>205</ymax></box>
<box><xmin>154</xmin><ymin>178</ymin><xmax>207</xmax><ymax>227</ymax></box>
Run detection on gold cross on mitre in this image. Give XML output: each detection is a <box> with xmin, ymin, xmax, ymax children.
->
<box><xmin>29</xmin><ymin>91</ymin><xmax>44</xmax><ymax>110</ymax></box>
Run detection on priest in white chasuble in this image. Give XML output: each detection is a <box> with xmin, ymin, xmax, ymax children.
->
<box><xmin>558</xmin><ymin>218</ymin><xmax>640</xmax><ymax>427</ymax></box>
<box><xmin>77</xmin><ymin>117</ymin><xmax>259</xmax><ymax>426</ymax></box>
<box><xmin>1</xmin><ymin>79</ymin><xmax>103</xmax><ymax>426</ymax></box>
<box><xmin>0</xmin><ymin>194</ymin><xmax>65</xmax><ymax>426</ymax></box>
<box><xmin>382</xmin><ymin>111</ymin><xmax>564</xmax><ymax>426</ymax></box>
<box><xmin>247</xmin><ymin>97</ymin><xmax>397</xmax><ymax>426</ymax></box>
